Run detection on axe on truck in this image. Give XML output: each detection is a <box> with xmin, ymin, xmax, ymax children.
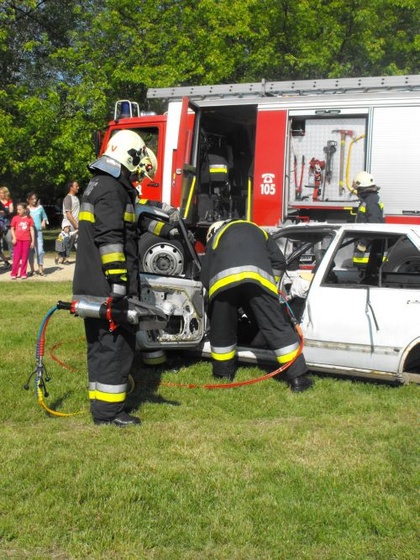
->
<box><xmin>332</xmin><ymin>129</ymin><xmax>353</xmax><ymax>196</ymax></box>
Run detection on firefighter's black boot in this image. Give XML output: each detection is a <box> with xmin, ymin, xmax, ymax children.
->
<box><xmin>289</xmin><ymin>375</ymin><xmax>314</xmax><ymax>393</ymax></box>
<box><xmin>94</xmin><ymin>411</ymin><xmax>141</xmax><ymax>427</ymax></box>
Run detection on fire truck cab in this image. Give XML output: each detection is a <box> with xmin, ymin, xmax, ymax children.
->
<box><xmin>98</xmin><ymin>75</ymin><xmax>420</xmax><ymax>244</ymax></box>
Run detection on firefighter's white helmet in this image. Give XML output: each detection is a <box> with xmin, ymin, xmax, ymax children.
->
<box><xmin>206</xmin><ymin>220</ymin><xmax>226</xmax><ymax>243</ymax></box>
<box><xmin>104</xmin><ymin>130</ymin><xmax>147</xmax><ymax>172</ymax></box>
<box><xmin>353</xmin><ymin>171</ymin><xmax>376</xmax><ymax>190</ymax></box>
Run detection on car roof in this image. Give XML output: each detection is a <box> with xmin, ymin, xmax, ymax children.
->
<box><xmin>269</xmin><ymin>222</ymin><xmax>420</xmax><ymax>235</ymax></box>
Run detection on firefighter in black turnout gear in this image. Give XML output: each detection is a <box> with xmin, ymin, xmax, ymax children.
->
<box><xmin>73</xmin><ymin>129</ymin><xmax>157</xmax><ymax>426</ymax></box>
<box><xmin>200</xmin><ymin>220</ymin><xmax>313</xmax><ymax>392</ymax></box>
<box><xmin>354</xmin><ymin>171</ymin><xmax>384</xmax><ymax>225</ymax></box>
<box><xmin>352</xmin><ymin>171</ymin><xmax>384</xmax><ymax>268</ymax></box>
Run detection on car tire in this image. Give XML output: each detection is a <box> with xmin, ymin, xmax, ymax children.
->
<box><xmin>139</xmin><ymin>232</ymin><xmax>185</xmax><ymax>276</ymax></box>
<box><xmin>384</xmin><ymin>239</ymin><xmax>420</xmax><ymax>273</ymax></box>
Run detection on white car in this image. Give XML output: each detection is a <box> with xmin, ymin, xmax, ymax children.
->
<box><xmin>138</xmin><ymin>221</ymin><xmax>420</xmax><ymax>385</ymax></box>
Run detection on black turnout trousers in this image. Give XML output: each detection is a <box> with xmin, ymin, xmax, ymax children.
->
<box><xmin>84</xmin><ymin>317</ymin><xmax>136</xmax><ymax>421</ymax></box>
<box><xmin>209</xmin><ymin>283</ymin><xmax>307</xmax><ymax>380</ymax></box>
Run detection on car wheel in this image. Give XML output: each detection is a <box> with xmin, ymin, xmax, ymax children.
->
<box><xmin>384</xmin><ymin>239</ymin><xmax>420</xmax><ymax>273</ymax></box>
<box><xmin>139</xmin><ymin>232</ymin><xmax>185</xmax><ymax>275</ymax></box>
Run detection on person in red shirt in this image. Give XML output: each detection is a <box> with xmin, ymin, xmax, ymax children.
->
<box><xmin>10</xmin><ymin>202</ymin><xmax>35</xmax><ymax>279</ymax></box>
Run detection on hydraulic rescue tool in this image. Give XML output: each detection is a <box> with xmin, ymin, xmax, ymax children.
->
<box><xmin>25</xmin><ymin>298</ymin><xmax>168</xmax><ymax>416</ymax></box>
<box><xmin>58</xmin><ymin>297</ymin><xmax>167</xmax><ymax>332</ymax></box>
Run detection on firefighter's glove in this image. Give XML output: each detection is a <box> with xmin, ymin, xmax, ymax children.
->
<box><xmin>356</xmin><ymin>243</ymin><xmax>367</xmax><ymax>253</ymax></box>
<box><xmin>186</xmin><ymin>230</ymin><xmax>195</xmax><ymax>244</ymax></box>
<box><xmin>109</xmin><ymin>282</ymin><xmax>127</xmax><ymax>300</ymax></box>
<box><xmin>169</xmin><ymin>228</ymin><xmax>181</xmax><ymax>240</ymax></box>
<box><xmin>109</xmin><ymin>296</ymin><xmax>130</xmax><ymax>325</ymax></box>
<box><xmin>168</xmin><ymin>209</ymin><xmax>180</xmax><ymax>224</ymax></box>
<box><xmin>169</xmin><ymin>228</ymin><xmax>195</xmax><ymax>245</ymax></box>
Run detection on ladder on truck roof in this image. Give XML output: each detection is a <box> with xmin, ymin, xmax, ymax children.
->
<box><xmin>147</xmin><ymin>75</ymin><xmax>420</xmax><ymax>101</ymax></box>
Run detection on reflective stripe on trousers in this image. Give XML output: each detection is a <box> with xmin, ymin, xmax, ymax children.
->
<box><xmin>84</xmin><ymin>317</ymin><xmax>136</xmax><ymax>421</ymax></box>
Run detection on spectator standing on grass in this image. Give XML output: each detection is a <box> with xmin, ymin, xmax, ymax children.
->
<box><xmin>0</xmin><ymin>186</ymin><xmax>14</xmax><ymax>259</ymax></box>
<box><xmin>10</xmin><ymin>202</ymin><xmax>35</xmax><ymax>280</ymax></box>
<box><xmin>27</xmin><ymin>191</ymin><xmax>48</xmax><ymax>276</ymax></box>
<box><xmin>0</xmin><ymin>200</ymin><xmax>12</xmax><ymax>269</ymax></box>
<box><xmin>61</xmin><ymin>180</ymin><xmax>80</xmax><ymax>260</ymax></box>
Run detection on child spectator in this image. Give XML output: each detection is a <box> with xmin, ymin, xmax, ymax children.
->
<box><xmin>55</xmin><ymin>225</ymin><xmax>77</xmax><ymax>265</ymax></box>
<box><xmin>10</xmin><ymin>202</ymin><xmax>35</xmax><ymax>279</ymax></box>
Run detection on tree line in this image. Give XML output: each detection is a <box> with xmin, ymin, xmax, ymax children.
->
<box><xmin>0</xmin><ymin>0</ymin><xmax>418</xmax><ymax>204</ymax></box>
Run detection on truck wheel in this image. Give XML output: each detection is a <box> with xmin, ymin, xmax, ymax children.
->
<box><xmin>139</xmin><ymin>233</ymin><xmax>185</xmax><ymax>275</ymax></box>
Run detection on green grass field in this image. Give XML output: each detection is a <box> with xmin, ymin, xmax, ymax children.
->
<box><xmin>0</xmin><ymin>281</ymin><xmax>419</xmax><ymax>559</ymax></box>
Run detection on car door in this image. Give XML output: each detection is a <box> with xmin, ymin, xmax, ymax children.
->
<box><xmin>301</xmin><ymin>230</ymin><xmax>420</xmax><ymax>375</ymax></box>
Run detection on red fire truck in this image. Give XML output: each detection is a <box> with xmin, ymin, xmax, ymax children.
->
<box><xmin>96</xmin><ymin>75</ymin><xmax>420</xmax><ymax>240</ymax></box>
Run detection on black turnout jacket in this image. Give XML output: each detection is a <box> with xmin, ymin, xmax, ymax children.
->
<box><xmin>200</xmin><ymin>220</ymin><xmax>285</xmax><ymax>302</ymax></box>
<box><xmin>73</xmin><ymin>172</ymin><xmax>139</xmax><ymax>301</ymax></box>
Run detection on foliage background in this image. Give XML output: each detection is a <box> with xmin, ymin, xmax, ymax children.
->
<box><xmin>0</xmin><ymin>0</ymin><xmax>419</xmax><ymax>203</ymax></box>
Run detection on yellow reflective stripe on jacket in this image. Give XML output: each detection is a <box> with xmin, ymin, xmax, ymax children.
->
<box><xmin>151</xmin><ymin>220</ymin><xmax>165</xmax><ymax>236</ymax></box>
<box><xmin>353</xmin><ymin>254</ymin><xmax>369</xmax><ymax>264</ymax></box>
<box><xmin>210</xmin><ymin>165</ymin><xmax>228</xmax><ymax>173</ymax></box>
<box><xmin>101</xmin><ymin>252</ymin><xmax>126</xmax><ymax>265</ymax></box>
<box><xmin>105</xmin><ymin>269</ymin><xmax>127</xmax><ymax>277</ymax></box>
<box><xmin>79</xmin><ymin>211</ymin><xmax>95</xmax><ymax>223</ymax></box>
<box><xmin>99</xmin><ymin>243</ymin><xmax>126</xmax><ymax>266</ymax></box>
<box><xmin>209</xmin><ymin>268</ymin><xmax>277</xmax><ymax>298</ymax></box>
<box><xmin>79</xmin><ymin>202</ymin><xmax>96</xmax><ymax>223</ymax></box>
<box><xmin>124</xmin><ymin>203</ymin><xmax>135</xmax><ymax>223</ymax></box>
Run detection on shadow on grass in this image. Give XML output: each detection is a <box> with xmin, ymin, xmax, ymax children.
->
<box><xmin>125</xmin><ymin>351</ymin><xmax>198</xmax><ymax>411</ymax></box>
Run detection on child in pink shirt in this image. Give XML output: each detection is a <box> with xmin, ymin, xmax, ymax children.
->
<box><xmin>10</xmin><ymin>202</ymin><xmax>35</xmax><ymax>279</ymax></box>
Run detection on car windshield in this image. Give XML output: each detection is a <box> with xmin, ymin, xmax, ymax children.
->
<box><xmin>273</xmin><ymin>228</ymin><xmax>337</xmax><ymax>271</ymax></box>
